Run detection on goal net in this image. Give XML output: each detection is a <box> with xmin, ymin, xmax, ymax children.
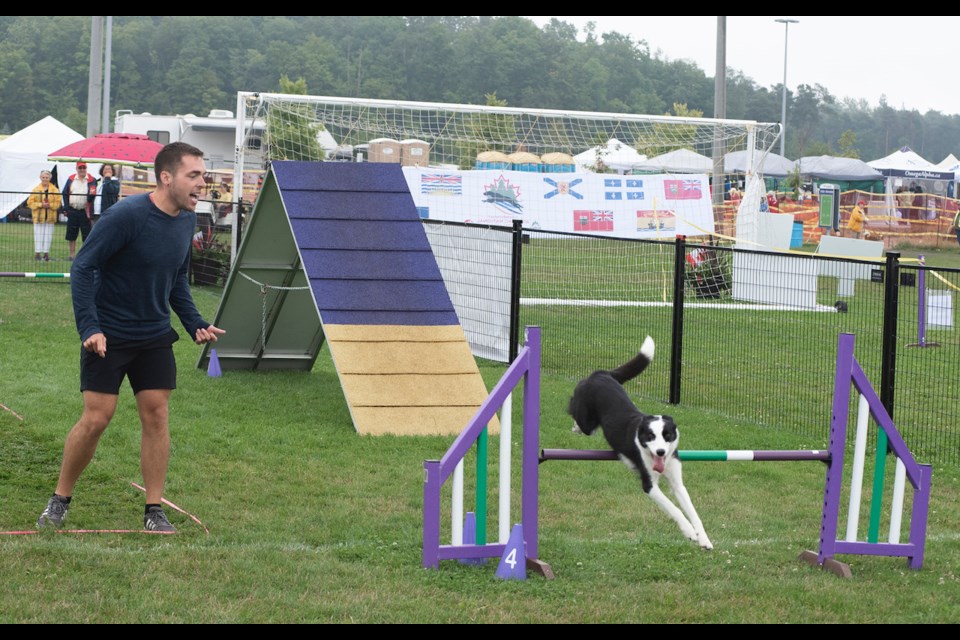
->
<box><xmin>234</xmin><ymin>93</ymin><xmax>780</xmax><ymax>243</ymax></box>
<box><xmin>231</xmin><ymin>93</ymin><xmax>782</xmax><ymax>360</ymax></box>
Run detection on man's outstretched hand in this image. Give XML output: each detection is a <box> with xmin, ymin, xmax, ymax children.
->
<box><xmin>194</xmin><ymin>325</ymin><xmax>226</xmax><ymax>345</ymax></box>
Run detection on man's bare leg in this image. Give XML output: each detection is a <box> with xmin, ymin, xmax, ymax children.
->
<box><xmin>54</xmin><ymin>391</ymin><xmax>118</xmax><ymax>497</ymax></box>
<box><xmin>136</xmin><ymin>389</ymin><xmax>171</xmax><ymax>505</ymax></box>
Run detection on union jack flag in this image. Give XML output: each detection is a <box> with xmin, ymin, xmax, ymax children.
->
<box><xmin>421</xmin><ymin>173</ymin><xmax>462</xmax><ymax>195</ymax></box>
<box><xmin>573</xmin><ymin>210</ymin><xmax>614</xmax><ymax>232</ymax></box>
<box><xmin>663</xmin><ymin>179</ymin><xmax>702</xmax><ymax>200</ymax></box>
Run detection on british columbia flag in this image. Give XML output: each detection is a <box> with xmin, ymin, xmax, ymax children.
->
<box><xmin>420</xmin><ymin>173</ymin><xmax>462</xmax><ymax>195</ymax></box>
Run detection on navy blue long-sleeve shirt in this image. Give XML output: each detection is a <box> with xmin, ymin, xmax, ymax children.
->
<box><xmin>71</xmin><ymin>192</ymin><xmax>208</xmax><ymax>342</ymax></box>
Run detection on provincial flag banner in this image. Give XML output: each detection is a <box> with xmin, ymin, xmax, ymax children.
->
<box><xmin>663</xmin><ymin>178</ymin><xmax>702</xmax><ymax>200</ymax></box>
<box><xmin>636</xmin><ymin>210</ymin><xmax>676</xmax><ymax>232</ymax></box>
<box><xmin>605</xmin><ymin>177</ymin><xmax>644</xmax><ymax>201</ymax></box>
<box><xmin>421</xmin><ymin>173</ymin><xmax>462</xmax><ymax>195</ymax></box>
<box><xmin>402</xmin><ymin>166</ymin><xmax>716</xmax><ymax>237</ymax></box>
<box><xmin>573</xmin><ymin>210</ymin><xmax>614</xmax><ymax>232</ymax></box>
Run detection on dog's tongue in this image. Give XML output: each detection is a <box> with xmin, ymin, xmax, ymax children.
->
<box><xmin>653</xmin><ymin>456</ymin><xmax>665</xmax><ymax>473</ymax></box>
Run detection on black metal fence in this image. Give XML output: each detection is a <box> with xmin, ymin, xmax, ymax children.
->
<box><xmin>423</xmin><ymin>221</ymin><xmax>960</xmax><ymax>467</ymax></box>
<box><xmin>6</xmin><ymin>208</ymin><xmax>958</xmax><ymax>466</ymax></box>
<box><xmin>1</xmin><ymin>190</ymin><xmax>242</xmax><ymax>286</ymax></box>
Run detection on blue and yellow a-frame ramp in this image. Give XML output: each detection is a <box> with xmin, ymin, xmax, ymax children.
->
<box><xmin>198</xmin><ymin>161</ymin><xmax>497</xmax><ymax>436</ymax></box>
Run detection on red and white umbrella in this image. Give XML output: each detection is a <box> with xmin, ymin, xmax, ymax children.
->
<box><xmin>48</xmin><ymin>132</ymin><xmax>165</xmax><ymax>167</ymax></box>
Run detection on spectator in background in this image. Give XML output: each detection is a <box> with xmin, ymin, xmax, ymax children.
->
<box><xmin>910</xmin><ymin>182</ymin><xmax>924</xmax><ymax>220</ymax></box>
<box><xmin>213</xmin><ymin>179</ymin><xmax>232</xmax><ymax>222</ymax></box>
<box><xmin>950</xmin><ymin>206</ymin><xmax>960</xmax><ymax>247</ymax></box>
<box><xmin>895</xmin><ymin>186</ymin><xmax>911</xmax><ymax>219</ymax></box>
<box><xmin>60</xmin><ymin>161</ymin><xmax>97</xmax><ymax>260</ymax></box>
<box><xmin>93</xmin><ymin>164</ymin><xmax>121</xmax><ymax>221</ymax></box>
<box><xmin>847</xmin><ymin>199</ymin><xmax>868</xmax><ymax>239</ymax></box>
<box><xmin>27</xmin><ymin>169</ymin><xmax>63</xmax><ymax>262</ymax></box>
<box><xmin>766</xmin><ymin>191</ymin><xmax>779</xmax><ymax>213</ymax></box>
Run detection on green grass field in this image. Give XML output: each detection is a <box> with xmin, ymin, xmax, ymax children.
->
<box><xmin>1</xmin><ymin>278</ymin><xmax>959</xmax><ymax>623</ymax></box>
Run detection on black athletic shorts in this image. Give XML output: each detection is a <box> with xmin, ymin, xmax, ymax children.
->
<box><xmin>80</xmin><ymin>329</ymin><xmax>180</xmax><ymax>394</ymax></box>
<box><xmin>64</xmin><ymin>208</ymin><xmax>91</xmax><ymax>242</ymax></box>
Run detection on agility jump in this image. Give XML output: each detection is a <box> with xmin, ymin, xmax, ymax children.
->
<box><xmin>422</xmin><ymin>327</ymin><xmax>932</xmax><ymax>579</ymax></box>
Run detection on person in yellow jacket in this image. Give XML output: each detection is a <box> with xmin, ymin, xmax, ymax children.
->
<box><xmin>847</xmin><ymin>199</ymin><xmax>868</xmax><ymax>239</ymax></box>
<box><xmin>26</xmin><ymin>169</ymin><xmax>63</xmax><ymax>261</ymax></box>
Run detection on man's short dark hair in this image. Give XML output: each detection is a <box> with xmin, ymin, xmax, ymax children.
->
<box><xmin>154</xmin><ymin>142</ymin><xmax>204</xmax><ymax>181</ymax></box>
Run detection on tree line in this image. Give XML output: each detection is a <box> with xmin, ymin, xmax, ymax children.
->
<box><xmin>1</xmin><ymin>15</ymin><xmax>958</xmax><ymax>163</ymax></box>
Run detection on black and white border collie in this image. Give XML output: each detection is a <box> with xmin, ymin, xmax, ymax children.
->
<box><xmin>567</xmin><ymin>336</ymin><xmax>713</xmax><ymax>550</ymax></box>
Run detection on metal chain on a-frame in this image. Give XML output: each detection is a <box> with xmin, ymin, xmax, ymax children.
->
<box><xmin>237</xmin><ymin>271</ymin><xmax>312</xmax><ymax>351</ymax></box>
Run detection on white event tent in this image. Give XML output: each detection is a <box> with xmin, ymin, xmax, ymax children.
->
<box><xmin>0</xmin><ymin>116</ymin><xmax>84</xmax><ymax>216</ymax></box>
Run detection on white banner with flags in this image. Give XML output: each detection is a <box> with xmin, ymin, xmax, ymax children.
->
<box><xmin>402</xmin><ymin>167</ymin><xmax>715</xmax><ymax>239</ymax></box>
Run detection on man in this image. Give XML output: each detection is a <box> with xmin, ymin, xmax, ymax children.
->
<box><xmin>61</xmin><ymin>160</ymin><xmax>97</xmax><ymax>260</ymax></box>
<box><xmin>38</xmin><ymin>142</ymin><xmax>225</xmax><ymax>533</ymax></box>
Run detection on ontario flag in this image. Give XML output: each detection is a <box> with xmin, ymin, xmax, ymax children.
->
<box><xmin>663</xmin><ymin>178</ymin><xmax>702</xmax><ymax>200</ymax></box>
<box><xmin>573</xmin><ymin>210</ymin><xmax>614</xmax><ymax>232</ymax></box>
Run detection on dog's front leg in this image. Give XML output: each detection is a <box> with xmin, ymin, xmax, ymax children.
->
<box><xmin>662</xmin><ymin>465</ymin><xmax>713</xmax><ymax>550</ymax></box>
<box><xmin>646</xmin><ymin>484</ymin><xmax>700</xmax><ymax>543</ymax></box>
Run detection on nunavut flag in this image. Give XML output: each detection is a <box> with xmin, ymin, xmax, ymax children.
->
<box><xmin>663</xmin><ymin>179</ymin><xmax>703</xmax><ymax>200</ymax></box>
<box><xmin>573</xmin><ymin>210</ymin><xmax>614</xmax><ymax>232</ymax></box>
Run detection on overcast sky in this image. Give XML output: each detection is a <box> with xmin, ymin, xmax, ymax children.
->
<box><xmin>525</xmin><ymin>16</ymin><xmax>960</xmax><ymax>116</ymax></box>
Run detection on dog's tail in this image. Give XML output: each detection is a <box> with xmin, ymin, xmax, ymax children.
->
<box><xmin>609</xmin><ymin>336</ymin><xmax>655</xmax><ymax>384</ymax></box>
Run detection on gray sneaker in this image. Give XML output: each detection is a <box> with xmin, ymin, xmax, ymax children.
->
<box><xmin>144</xmin><ymin>507</ymin><xmax>176</xmax><ymax>533</ymax></box>
<box><xmin>37</xmin><ymin>494</ymin><xmax>70</xmax><ymax>528</ymax></box>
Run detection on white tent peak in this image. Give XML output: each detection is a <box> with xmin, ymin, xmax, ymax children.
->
<box><xmin>0</xmin><ymin>116</ymin><xmax>85</xmax><ymax>214</ymax></box>
<box><xmin>935</xmin><ymin>153</ymin><xmax>960</xmax><ymax>172</ymax></box>
<box><xmin>574</xmin><ymin>138</ymin><xmax>647</xmax><ymax>174</ymax></box>
<box><xmin>635</xmin><ymin>148</ymin><xmax>713</xmax><ymax>174</ymax></box>
<box><xmin>724</xmin><ymin>149</ymin><xmax>794</xmax><ymax>177</ymax></box>
<box><xmin>867</xmin><ymin>147</ymin><xmax>935</xmax><ymax>170</ymax></box>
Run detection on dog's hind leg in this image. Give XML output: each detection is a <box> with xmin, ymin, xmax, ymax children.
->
<box><xmin>661</xmin><ymin>463</ymin><xmax>713</xmax><ymax>550</ymax></box>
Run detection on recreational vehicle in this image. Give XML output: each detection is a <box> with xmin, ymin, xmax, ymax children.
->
<box><xmin>113</xmin><ymin>109</ymin><xmax>263</xmax><ymax>170</ymax></box>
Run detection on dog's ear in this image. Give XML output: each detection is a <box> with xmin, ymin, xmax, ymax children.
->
<box><xmin>659</xmin><ymin>415</ymin><xmax>679</xmax><ymax>442</ymax></box>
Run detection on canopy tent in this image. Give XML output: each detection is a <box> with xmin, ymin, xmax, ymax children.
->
<box><xmin>0</xmin><ymin>116</ymin><xmax>84</xmax><ymax>215</ymax></box>
<box><xmin>867</xmin><ymin>146</ymin><xmax>955</xmax><ymax>199</ymax></box>
<box><xmin>794</xmin><ymin>155</ymin><xmax>885</xmax><ymax>194</ymax></box>
<box><xmin>634</xmin><ymin>148</ymin><xmax>714</xmax><ymax>174</ymax></box>
<box><xmin>935</xmin><ymin>153</ymin><xmax>960</xmax><ymax>177</ymax></box>
<box><xmin>795</xmin><ymin>155</ymin><xmax>883</xmax><ymax>181</ymax></box>
<box><xmin>724</xmin><ymin>149</ymin><xmax>794</xmax><ymax>177</ymax></box>
<box><xmin>573</xmin><ymin>138</ymin><xmax>647</xmax><ymax>174</ymax></box>
<box><xmin>867</xmin><ymin>146</ymin><xmax>938</xmax><ymax>173</ymax></box>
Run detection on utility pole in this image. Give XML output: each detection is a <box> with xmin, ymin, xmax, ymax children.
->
<box><xmin>712</xmin><ymin>16</ymin><xmax>727</xmax><ymax>206</ymax></box>
<box><xmin>101</xmin><ymin>16</ymin><xmax>113</xmax><ymax>134</ymax></box>
<box><xmin>775</xmin><ymin>18</ymin><xmax>799</xmax><ymax>157</ymax></box>
<box><xmin>86</xmin><ymin>16</ymin><xmax>105</xmax><ymax>137</ymax></box>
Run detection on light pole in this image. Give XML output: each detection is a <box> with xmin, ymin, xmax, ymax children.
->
<box><xmin>775</xmin><ymin>18</ymin><xmax>798</xmax><ymax>157</ymax></box>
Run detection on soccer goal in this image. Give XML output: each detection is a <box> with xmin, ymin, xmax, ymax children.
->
<box><xmin>228</xmin><ymin>93</ymin><xmax>783</xmax><ymax>361</ymax></box>
<box><xmin>232</xmin><ymin>92</ymin><xmax>781</xmax><ymax>241</ymax></box>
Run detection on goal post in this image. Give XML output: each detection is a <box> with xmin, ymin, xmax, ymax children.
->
<box><xmin>228</xmin><ymin>93</ymin><xmax>781</xmax><ymax>363</ymax></box>
<box><xmin>233</xmin><ymin>91</ymin><xmax>780</xmax><ymax>219</ymax></box>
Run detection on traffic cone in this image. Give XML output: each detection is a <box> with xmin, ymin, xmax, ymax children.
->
<box><xmin>458</xmin><ymin>512</ymin><xmax>486</xmax><ymax>566</ymax></box>
<box><xmin>207</xmin><ymin>348</ymin><xmax>222</xmax><ymax>377</ymax></box>
<box><xmin>495</xmin><ymin>523</ymin><xmax>526</xmax><ymax>580</ymax></box>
